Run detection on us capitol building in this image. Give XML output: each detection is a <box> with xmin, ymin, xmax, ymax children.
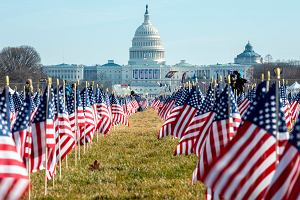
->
<box><xmin>43</xmin><ymin>5</ymin><xmax>262</xmax><ymax>95</ymax></box>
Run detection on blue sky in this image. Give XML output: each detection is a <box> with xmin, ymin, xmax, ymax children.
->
<box><xmin>0</xmin><ymin>0</ymin><xmax>299</xmax><ymax>65</ymax></box>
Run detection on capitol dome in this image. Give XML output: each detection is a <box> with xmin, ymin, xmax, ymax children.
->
<box><xmin>129</xmin><ymin>5</ymin><xmax>165</xmax><ymax>65</ymax></box>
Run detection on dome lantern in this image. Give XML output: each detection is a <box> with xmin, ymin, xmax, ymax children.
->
<box><xmin>245</xmin><ymin>41</ymin><xmax>253</xmax><ymax>52</ymax></box>
<box><xmin>144</xmin><ymin>4</ymin><xmax>150</xmax><ymax>24</ymax></box>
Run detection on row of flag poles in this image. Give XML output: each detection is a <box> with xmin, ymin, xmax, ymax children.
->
<box><xmin>0</xmin><ymin>76</ymin><xmax>147</xmax><ymax>199</ymax></box>
<box><xmin>152</xmin><ymin>68</ymin><xmax>300</xmax><ymax>199</ymax></box>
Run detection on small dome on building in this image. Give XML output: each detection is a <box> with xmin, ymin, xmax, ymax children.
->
<box><xmin>174</xmin><ymin>60</ymin><xmax>194</xmax><ymax>67</ymax></box>
<box><xmin>102</xmin><ymin>60</ymin><xmax>121</xmax><ymax>67</ymax></box>
<box><xmin>234</xmin><ymin>41</ymin><xmax>262</xmax><ymax>65</ymax></box>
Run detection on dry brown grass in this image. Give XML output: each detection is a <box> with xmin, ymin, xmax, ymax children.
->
<box><xmin>29</xmin><ymin>109</ymin><xmax>205</xmax><ymax>199</ymax></box>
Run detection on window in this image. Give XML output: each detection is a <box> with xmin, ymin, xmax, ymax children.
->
<box><xmin>133</xmin><ymin>70</ymin><xmax>138</xmax><ymax>79</ymax></box>
<box><xmin>154</xmin><ymin>69</ymin><xmax>160</xmax><ymax>79</ymax></box>
<box><xmin>140</xmin><ymin>70</ymin><xmax>144</xmax><ymax>79</ymax></box>
<box><xmin>149</xmin><ymin>69</ymin><xmax>153</xmax><ymax>79</ymax></box>
<box><xmin>145</xmin><ymin>69</ymin><xmax>148</xmax><ymax>79</ymax></box>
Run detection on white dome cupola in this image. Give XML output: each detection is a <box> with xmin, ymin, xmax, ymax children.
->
<box><xmin>129</xmin><ymin>5</ymin><xmax>165</xmax><ymax>65</ymax></box>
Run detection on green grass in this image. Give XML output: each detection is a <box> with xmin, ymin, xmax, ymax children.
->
<box><xmin>29</xmin><ymin>109</ymin><xmax>205</xmax><ymax>199</ymax></box>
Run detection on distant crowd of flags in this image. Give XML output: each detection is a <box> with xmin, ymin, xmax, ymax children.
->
<box><xmin>151</xmin><ymin>73</ymin><xmax>300</xmax><ymax>199</ymax></box>
<box><xmin>0</xmin><ymin>78</ymin><xmax>147</xmax><ymax>199</ymax></box>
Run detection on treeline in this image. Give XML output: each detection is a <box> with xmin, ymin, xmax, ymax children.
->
<box><xmin>0</xmin><ymin>46</ymin><xmax>44</xmax><ymax>86</ymax></box>
<box><xmin>253</xmin><ymin>63</ymin><xmax>300</xmax><ymax>83</ymax></box>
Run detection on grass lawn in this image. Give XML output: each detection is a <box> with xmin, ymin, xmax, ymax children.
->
<box><xmin>30</xmin><ymin>109</ymin><xmax>205</xmax><ymax>199</ymax></box>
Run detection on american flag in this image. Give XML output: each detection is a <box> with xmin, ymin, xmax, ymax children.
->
<box><xmin>132</xmin><ymin>96</ymin><xmax>140</xmax><ymax>113</ymax></box>
<box><xmin>128</xmin><ymin>96</ymin><xmax>139</xmax><ymax>114</ymax></box>
<box><xmin>139</xmin><ymin>97</ymin><xmax>148</xmax><ymax>110</ymax></box>
<box><xmin>105</xmin><ymin>92</ymin><xmax>113</xmax><ymax>125</ymax></box>
<box><xmin>0</xmin><ymin>90</ymin><xmax>29</xmax><ymax>200</ymax></box>
<box><xmin>242</xmin><ymin>82</ymin><xmax>267</xmax><ymax>121</ymax></box>
<box><xmin>290</xmin><ymin>93</ymin><xmax>300</xmax><ymax>122</ymax></box>
<box><xmin>20</xmin><ymin>91</ymin><xmax>25</xmax><ymax>101</ymax></box>
<box><xmin>80</xmin><ymin>87</ymin><xmax>96</xmax><ymax>144</ymax></box>
<box><xmin>192</xmin><ymin>85</ymin><xmax>241</xmax><ymax>183</ymax></box>
<box><xmin>12</xmin><ymin>93</ymin><xmax>32</xmax><ymax>161</ymax></box>
<box><xmin>96</xmin><ymin>89</ymin><xmax>112</xmax><ymax>135</ymax></box>
<box><xmin>264</xmin><ymin>115</ymin><xmax>300</xmax><ymax>199</ymax></box>
<box><xmin>196</xmin><ymin>86</ymin><xmax>204</xmax><ymax>103</ymax></box>
<box><xmin>171</xmin><ymin>86</ymin><xmax>200</xmax><ymax>139</ymax></box>
<box><xmin>12</xmin><ymin>91</ymin><xmax>23</xmax><ymax>112</ymax></box>
<box><xmin>162</xmin><ymin>95</ymin><xmax>176</xmax><ymax>120</ymax></box>
<box><xmin>214</xmin><ymin>83</ymin><xmax>222</xmax><ymax>99</ymax></box>
<box><xmin>202</xmin><ymin>84</ymin><xmax>288</xmax><ymax>199</ymax></box>
<box><xmin>151</xmin><ymin>97</ymin><xmax>161</xmax><ymax>111</ymax></box>
<box><xmin>120</xmin><ymin>98</ymin><xmax>129</xmax><ymax>120</ymax></box>
<box><xmin>158</xmin><ymin>96</ymin><xmax>165</xmax><ymax>110</ymax></box>
<box><xmin>126</xmin><ymin>97</ymin><xmax>134</xmax><ymax>116</ymax></box>
<box><xmin>8</xmin><ymin>92</ymin><xmax>16</xmax><ymax>127</ymax></box>
<box><xmin>238</xmin><ymin>89</ymin><xmax>254</xmax><ymax>117</ymax></box>
<box><xmin>174</xmin><ymin>85</ymin><xmax>214</xmax><ymax>156</ymax></box>
<box><xmin>88</xmin><ymin>86</ymin><xmax>99</xmax><ymax>128</ymax></box>
<box><xmin>111</xmin><ymin>94</ymin><xmax>128</xmax><ymax>126</ymax></box>
<box><xmin>280</xmin><ymin>84</ymin><xmax>293</xmax><ymax>129</ymax></box>
<box><xmin>237</xmin><ymin>92</ymin><xmax>245</xmax><ymax>105</ymax></box>
<box><xmin>31</xmin><ymin>92</ymin><xmax>41</xmax><ymax>118</ymax></box>
<box><xmin>245</xmin><ymin>82</ymin><xmax>288</xmax><ymax>157</ymax></box>
<box><xmin>47</xmin><ymin>87</ymin><xmax>75</xmax><ymax>180</ymax></box>
<box><xmin>55</xmin><ymin>87</ymin><xmax>74</xmax><ymax>155</ymax></box>
<box><xmin>33</xmin><ymin>92</ymin><xmax>41</xmax><ymax>108</ymax></box>
<box><xmin>158</xmin><ymin>88</ymin><xmax>189</xmax><ymax>139</ymax></box>
<box><xmin>30</xmin><ymin>86</ymin><xmax>55</xmax><ymax>172</ymax></box>
<box><xmin>158</xmin><ymin>93</ymin><xmax>175</xmax><ymax>120</ymax></box>
<box><xmin>66</xmin><ymin>88</ymin><xmax>85</xmax><ymax>135</ymax></box>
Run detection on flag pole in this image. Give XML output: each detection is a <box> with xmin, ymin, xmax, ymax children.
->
<box><xmin>74</xmin><ymin>82</ymin><xmax>78</xmax><ymax>165</ymax></box>
<box><xmin>219</xmin><ymin>75</ymin><xmax>222</xmax><ymax>90</ymax></box>
<box><xmin>96</xmin><ymin>84</ymin><xmax>99</xmax><ymax>143</ymax></box>
<box><xmin>77</xmin><ymin>80</ymin><xmax>81</xmax><ymax>161</ymax></box>
<box><xmin>52</xmin><ymin>80</ymin><xmax>56</xmax><ymax>187</ymax></box>
<box><xmin>282</xmin><ymin>79</ymin><xmax>291</xmax><ymax>130</ymax></box>
<box><xmin>275</xmin><ymin>67</ymin><xmax>281</xmax><ymax>165</ymax></box>
<box><xmin>92</xmin><ymin>81</ymin><xmax>98</xmax><ymax>143</ymax></box>
<box><xmin>83</xmin><ymin>81</ymin><xmax>87</xmax><ymax>154</ymax></box>
<box><xmin>26</xmin><ymin>79</ymin><xmax>32</xmax><ymax>200</ymax></box>
<box><xmin>5</xmin><ymin>76</ymin><xmax>10</xmax><ymax>133</ymax></box>
<box><xmin>45</xmin><ymin>77</ymin><xmax>52</xmax><ymax>196</ymax></box>
<box><xmin>227</xmin><ymin>75</ymin><xmax>233</xmax><ymax>139</ymax></box>
<box><xmin>63</xmin><ymin>80</ymin><xmax>68</xmax><ymax>169</ymax></box>
<box><xmin>56</xmin><ymin>79</ymin><xmax>62</xmax><ymax>180</ymax></box>
<box><xmin>267</xmin><ymin>71</ymin><xmax>271</xmax><ymax>92</ymax></box>
<box><xmin>213</xmin><ymin>79</ymin><xmax>216</xmax><ymax>101</ymax></box>
<box><xmin>23</xmin><ymin>84</ymin><xmax>26</xmax><ymax>100</ymax></box>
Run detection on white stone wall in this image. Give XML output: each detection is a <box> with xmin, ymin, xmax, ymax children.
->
<box><xmin>43</xmin><ymin>64</ymin><xmax>84</xmax><ymax>81</ymax></box>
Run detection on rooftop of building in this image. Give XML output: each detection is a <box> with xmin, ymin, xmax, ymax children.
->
<box><xmin>236</xmin><ymin>41</ymin><xmax>261</xmax><ymax>58</ymax></box>
<box><xmin>101</xmin><ymin>60</ymin><xmax>121</xmax><ymax>67</ymax></box>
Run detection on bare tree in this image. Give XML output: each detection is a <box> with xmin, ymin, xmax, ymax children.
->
<box><xmin>264</xmin><ymin>54</ymin><xmax>273</xmax><ymax>63</ymax></box>
<box><xmin>0</xmin><ymin>46</ymin><xmax>44</xmax><ymax>84</ymax></box>
<box><xmin>253</xmin><ymin>63</ymin><xmax>300</xmax><ymax>84</ymax></box>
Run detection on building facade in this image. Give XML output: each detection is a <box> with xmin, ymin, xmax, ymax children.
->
<box><xmin>43</xmin><ymin>5</ymin><xmax>257</xmax><ymax>95</ymax></box>
<box><xmin>42</xmin><ymin>63</ymin><xmax>84</xmax><ymax>81</ymax></box>
<box><xmin>97</xmin><ymin>60</ymin><xmax>122</xmax><ymax>85</ymax></box>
